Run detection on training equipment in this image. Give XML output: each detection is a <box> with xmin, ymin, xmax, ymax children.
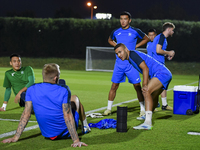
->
<box><xmin>102</xmin><ymin>109</ymin><xmax>111</xmax><ymax>116</ymax></box>
<box><xmin>173</xmin><ymin>85</ymin><xmax>198</xmax><ymax>115</ymax></box>
<box><xmin>85</xmin><ymin>46</ymin><xmax>146</xmax><ymax>72</ymax></box>
<box><xmin>117</xmin><ymin>106</ymin><xmax>127</xmax><ymax>132</ymax></box>
<box><xmin>133</xmin><ymin>123</ymin><xmax>153</xmax><ymax>130</ymax></box>
<box><xmin>162</xmin><ymin>105</ymin><xmax>173</xmax><ymax>111</ymax></box>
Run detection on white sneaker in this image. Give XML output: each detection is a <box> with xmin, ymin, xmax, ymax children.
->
<box><xmin>136</xmin><ymin>111</ymin><xmax>145</xmax><ymax>120</ymax></box>
<box><xmin>82</xmin><ymin>125</ymin><xmax>91</xmax><ymax>134</ymax></box>
<box><xmin>133</xmin><ymin>123</ymin><xmax>153</xmax><ymax>130</ymax></box>
<box><xmin>102</xmin><ymin>109</ymin><xmax>111</xmax><ymax>116</ymax></box>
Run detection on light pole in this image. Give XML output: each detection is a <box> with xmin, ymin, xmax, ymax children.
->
<box><xmin>87</xmin><ymin>2</ymin><xmax>97</xmax><ymax>19</ymax></box>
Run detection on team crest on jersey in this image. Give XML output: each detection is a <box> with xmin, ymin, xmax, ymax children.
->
<box><xmin>21</xmin><ymin>71</ymin><xmax>24</xmax><ymax>74</ymax></box>
<box><xmin>11</xmin><ymin>72</ymin><xmax>15</xmax><ymax>76</ymax></box>
<box><xmin>128</xmin><ymin>33</ymin><xmax>132</xmax><ymax>36</ymax></box>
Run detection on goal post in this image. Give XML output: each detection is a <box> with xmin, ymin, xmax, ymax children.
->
<box><xmin>85</xmin><ymin>46</ymin><xmax>147</xmax><ymax>72</ymax></box>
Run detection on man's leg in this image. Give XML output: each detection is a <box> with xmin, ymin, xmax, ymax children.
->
<box><xmin>103</xmin><ymin>82</ymin><xmax>119</xmax><ymax>115</ymax></box>
<box><xmin>133</xmin><ymin>83</ymin><xmax>145</xmax><ymax>120</ymax></box>
<box><xmin>133</xmin><ymin>77</ymin><xmax>163</xmax><ymax>130</ymax></box>
<box><xmin>70</xmin><ymin>95</ymin><xmax>91</xmax><ymax>134</ymax></box>
<box><xmin>161</xmin><ymin>90</ymin><xmax>173</xmax><ymax>110</ymax></box>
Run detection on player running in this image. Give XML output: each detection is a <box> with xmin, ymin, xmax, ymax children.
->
<box><xmin>150</xmin><ymin>22</ymin><xmax>175</xmax><ymax>111</ymax></box>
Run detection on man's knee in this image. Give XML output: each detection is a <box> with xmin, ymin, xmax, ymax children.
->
<box><xmin>110</xmin><ymin>83</ymin><xmax>119</xmax><ymax>91</ymax></box>
<box><xmin>71</xmin><ymin>95</ymin><xmax>80</xmax><ymax>111</ymax></box>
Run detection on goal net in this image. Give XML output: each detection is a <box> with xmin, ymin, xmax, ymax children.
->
<box><xmin>86</xmin><ymin>46</ymin><xmax>147</xmax><ymax>72</ymax></box>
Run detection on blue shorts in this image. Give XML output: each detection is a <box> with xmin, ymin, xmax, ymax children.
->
<box><xmin>49</xmin><ymin>109</ymin><xmax>79</xmax><ymax>140</ymax></box>
<box><xmin>151</xmin><ymin>68</ymin><xmax>172</xmax><ymax>90</ymax></box>
<box><xmin>112</xmin><ymin>60</ymin><xmax>141</xmax><ymax>84</ymax></box>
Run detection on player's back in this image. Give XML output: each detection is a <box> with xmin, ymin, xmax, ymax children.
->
<box><xmin>26</xmin><ymin>83</ymin><xmax>71</xmax><ymax>137</ymax></box>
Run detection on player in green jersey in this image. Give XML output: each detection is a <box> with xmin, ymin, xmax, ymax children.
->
<box><xmin>0</xmin><ymin>54</ymin><xmax>35</xmax><ymax>111</ymax></box>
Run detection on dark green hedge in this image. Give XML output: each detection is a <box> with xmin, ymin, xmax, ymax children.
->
<box><xmin>0</xmin><ymin>17</ymin><xmax>199</xmax><ymax>61</ymax></box>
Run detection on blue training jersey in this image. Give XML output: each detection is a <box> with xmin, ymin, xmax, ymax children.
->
<box><xmin>151</xmin><ymin>33</ymin><xmax>168</xmax><ymax>64</ymax></box>
<box><xmin>146</xmin><ymin>41</ymin><xmax>154</xmax><ymax>57</ymax></box>
<box><xmin>26</xmin><ymin>82</ymin><xmax>71</xmax><ymax>138</ymax></box>
<box><xmin>110</xmin><ymin>26</ymin><xmax>145</xmax><ymax>65</ymax></box>
<box><xmin>128</xmin><ymin>50</ymin><xmax>171</xmax><ymax>78</ymax></box>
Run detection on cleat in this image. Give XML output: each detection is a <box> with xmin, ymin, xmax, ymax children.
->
<box><xmin>82</xmin><ymin>126</ymin><xmax>91</xmax><ymax>134</ymax></box>
<box><xmin>162</xmin><ymin>105</ymin><xmax>173</xmax><ymax>111</ymax></box>
<box><xmin>102</xmin><ymin>109</ymin><xmax>111</xmax><ymax>116</ymax></box>
<box><xmin>154</xmin><ymin>108</ymin><xmax>159</xmax><ymax>112</ymax></box>
<box><xmin>136</xmin><ymin>111</ymin><xmax>145</xmax><ymax>120</ymax></box>
<box><xmin>133</xmin><ymin>123</ymin><xmax>153</xmax><ymax>130</ymax></box>
<box><xmin>136</xmin><ymin>115</ymin><xmax>145</xmax><ymax>120</ymax></box>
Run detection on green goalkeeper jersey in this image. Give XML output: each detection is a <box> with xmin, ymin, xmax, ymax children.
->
<box><xmin>3</xmin><ymin>66</ymin><xmax>35</xmax><ymax>95</ymax></box>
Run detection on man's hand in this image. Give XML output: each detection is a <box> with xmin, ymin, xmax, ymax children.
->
<box><xmin>1</xmin><ymin>136</ymin><xmax>18</xmax><ymax>143</ymax></box>
<box><xmin>71</xmin><ymin>142</ymin><xmax>88</xmax><ymax>147</ymax></box>
<box><xmin>142</xmin><ymin>85</ymin><xmax>148</xmax><ymax>93</ymax></box>
<box><xmin>14</xmin><ymin>93</ymin><xmax>21</xmax><ymax>103</ymax></box>
<box><xmin>167</xmin><ymin>50</ymin><xmax>175</xmax><ymax>60</ymax></box>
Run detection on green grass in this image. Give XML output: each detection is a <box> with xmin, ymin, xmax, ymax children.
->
<box><xmin>0</xmin><ymin>67</ymin><xmax>200</xmax><ymax>150</ymax></box>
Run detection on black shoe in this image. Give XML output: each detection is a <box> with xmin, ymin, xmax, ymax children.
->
<box><xmin>162</xmin><ymin>105</ymin><xmax>173</xmax><ymax>111</ymax></box>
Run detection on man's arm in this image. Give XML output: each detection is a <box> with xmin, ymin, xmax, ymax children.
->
<box><xmin>156</xmin><ymin>44</ymin><xmax>175</xmax><ymax>60</ymax></box>
<box><xmin>108</xmin><ymin>36</ymin><xmax>117</xmax><ymax>47</ymax></box>
<box><xmin>139</xmin><ymin>61</ymin><xmax>149</xmax><ymax>88</ymax></box>
<box><xmin>62</xmin><ymin>103</ymin><xmax>87</xmax><ymax>147</ymax></box>
<box><xmin>1</xmin><ymin>101</ymin><xmax>32</xmax><ymax>143</ymax></box>
<box><xmin>136</xmin><ymin>34</ymin><xmax>150</xmax><ymax>49</ymax></box>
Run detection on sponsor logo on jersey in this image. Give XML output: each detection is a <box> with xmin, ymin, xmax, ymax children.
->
<box><xmin>128</xmin><ymin>33</ymin><xmax>132</xmax><ymax>36</ymax></box>
<box><xmin>11</xmin><ymin>72</ymin><xmax>15</xmax><ymax>76</ymax></box>
<box><xmin>21</xmin><ymin>71</ymin><xmax>24</xmax><ymax>74</ymax></box>
<box><xmin>117</xmin><ymin>32</ymin><xmax>121</xmax><ymax>36</ymax></box>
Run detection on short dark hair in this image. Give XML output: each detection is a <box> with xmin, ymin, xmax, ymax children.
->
<box><xmin>163</xmin><ymin>22</ymin><xmax>175</xmax><ymax>31</ymax></box>
<box><xmin>120</xmin><ymin>11</ymin><xmax>131</xmax><ymax>19</ymax></box>
<box><xmin>148</xmin><ymin>29</ymin><xmax>157</xmax><ymax>34</ymax></box>
<box><xmin>10</xmin><ymin>53</ymin><xmax>20</xmax><ymax>61</ymax></box>
<box><xmin>114</xmin><ymin>43</ymin><xmax>126</xmax><ymax>51</ymax></box>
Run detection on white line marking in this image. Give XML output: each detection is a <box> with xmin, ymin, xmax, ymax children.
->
<box><xmin>187</xmin><ymin>132</ymin><xmax>200</xmax><ymax>135</ymax></box>
<box><xmin>0</xmin><ymin>81</ymin><xmax>198</xmax><ymax>139</ymax></box>
<box><xmin>0</xmin><ymin>125</ymin><xmax>39</xmax><ymax>139</ymax></box>
<box><xmin>0</xmin><ymin>118</ymin><xmax>37</xmax><ymax>123</ymax></box>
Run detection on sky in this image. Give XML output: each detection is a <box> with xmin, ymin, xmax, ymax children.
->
<box><xmin>0</xmin><ymin>0</ymin><xmax>200</xmax><ymax>20</ymax></box>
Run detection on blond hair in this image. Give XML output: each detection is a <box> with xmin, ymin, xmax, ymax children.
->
<box><xmin>42</xmin><ymin>63</ymin><xmax>60</xmax><ymax>81</ymax></box>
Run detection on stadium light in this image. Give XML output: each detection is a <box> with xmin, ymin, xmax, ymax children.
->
<box><xmin>87</xmin><ymin>2</ymin><xmax>97</xmax><ymax>19</ymax></box>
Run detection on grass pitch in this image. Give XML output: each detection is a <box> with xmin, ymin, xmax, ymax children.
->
<box><xmin>0</xmin><ymin>67</ymin><xmax>200</xmax><ymax>150</ymax></box>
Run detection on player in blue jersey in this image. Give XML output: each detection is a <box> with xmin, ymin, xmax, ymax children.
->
<box><xmin>114</xmin><ymin>43</ymin><xmax>174</xmax><ymax>130</ymax></box>
<box><xmin>150</xmin><ymin>22</ymin><xmax>175</xmax><ymax>111</ymax></box>
<box><xmin>2</xmin><ymin>63</ymin><xmax>90</xmax><ymax>147</ymax></box>
<box><xmin>146</xmin><ymin>29</ymin><xmax>157</xmax><ymax>57</ymax></box>
<box><xmin>103</xmin><ymin>11</ymin><xmax>149</xmax><ymax>118</ymax></box>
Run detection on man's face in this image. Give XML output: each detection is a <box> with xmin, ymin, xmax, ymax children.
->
<box><xmin>115</xmin><ymin>47</ymin><xmax>128</xmax><ymax>61</ymax></box>
<box><xmin>120</xmin><ymin>15</ymin><xmax>131</xmax><ymax>29</ymax></box>
<box><xmin>10</xmin><ymin>57</ymin><xmax>22</xmax><ymax>71</ymax></box>
<box><xmin>168</xmin><ymin>28</ymin><xmax>174</xmax><ymax>37</ymax></box>
<box><xmin>148</xmin><ymin>32</ymin><xmax>157</xmax><ymax>42</ymax></box>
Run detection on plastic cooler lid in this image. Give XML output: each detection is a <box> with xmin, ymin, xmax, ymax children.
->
<box><xmin>173</xmin><ymin>85</ymin><xmax>198</xmax><ymax>92</ymax></box>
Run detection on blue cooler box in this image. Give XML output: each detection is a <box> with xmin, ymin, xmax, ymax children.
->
<box><xmin>173</xmin><ymin>85</ymin><xmax>198</xmax><ymax>115</ymax></box>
